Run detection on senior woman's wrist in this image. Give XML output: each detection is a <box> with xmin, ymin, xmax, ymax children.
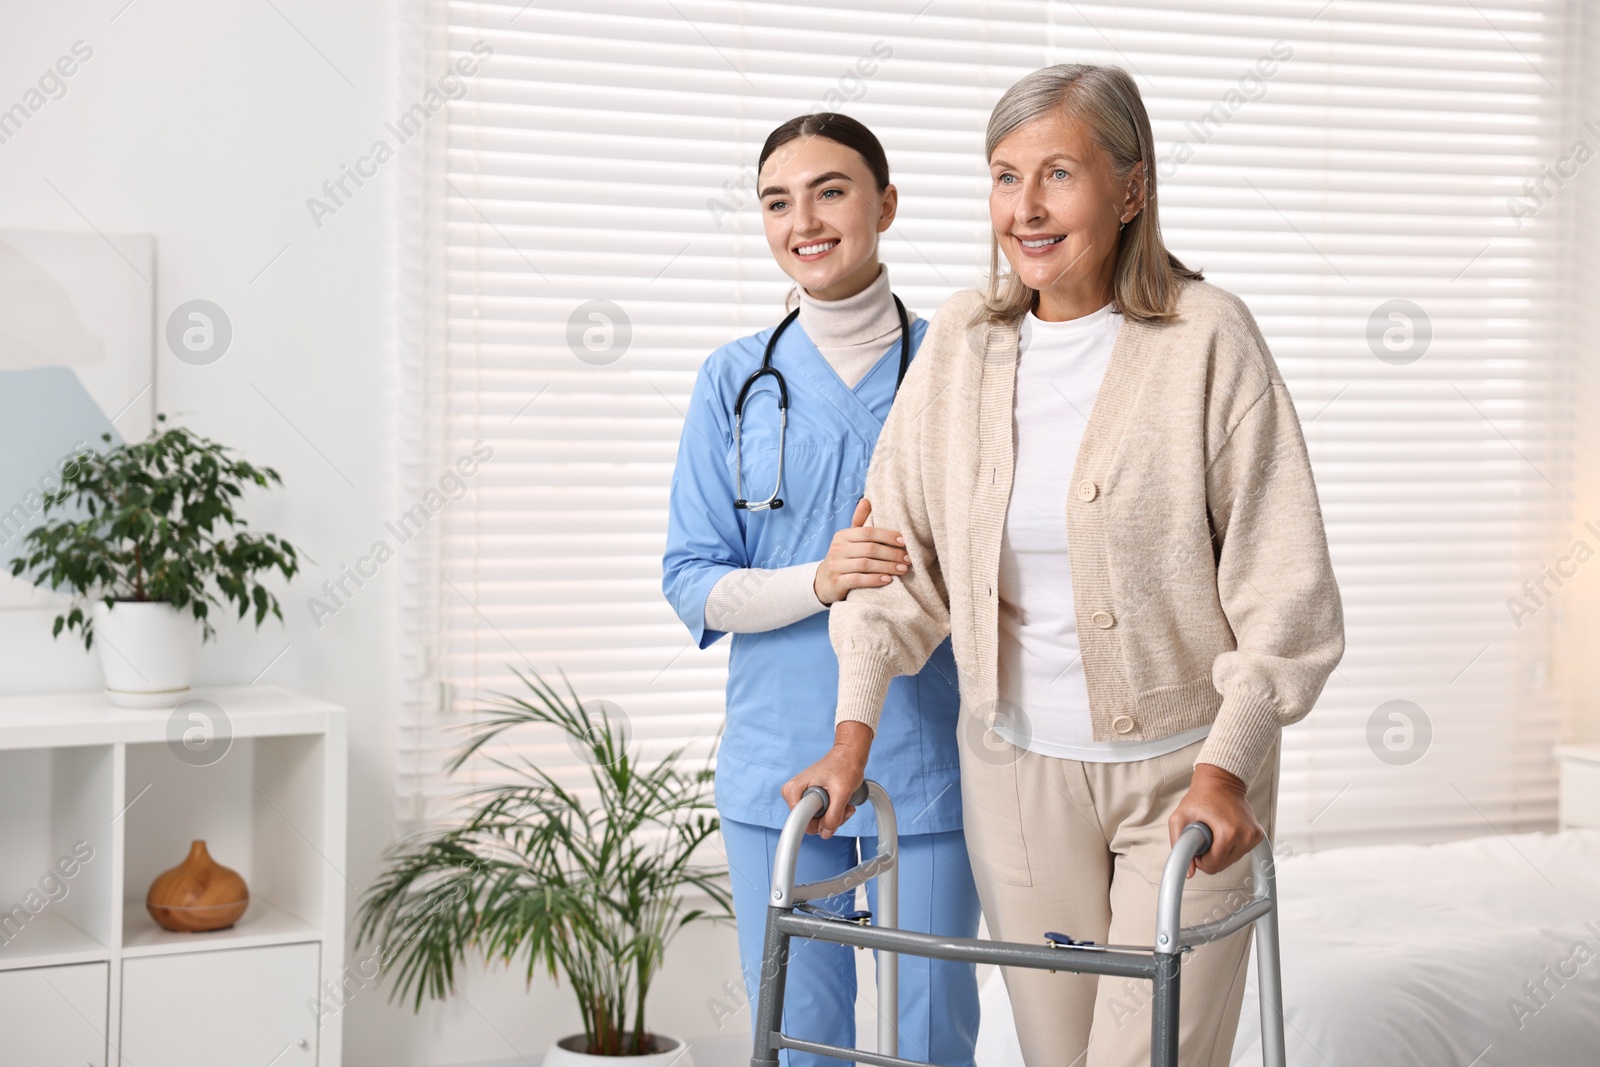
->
<box><xmin>1191</xmin><ymin>761</ymin><xmax>1247</xmax><ymax>793</ymax></box>
<box><xmin>832</xmin><ymin>720</ymin><xmax>874</xmax><ymax>756</ymax></box>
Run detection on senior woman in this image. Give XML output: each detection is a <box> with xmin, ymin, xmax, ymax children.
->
<box><xmin>783</xmin><ymin>64</ymin><xmax>1344</xmax><ymax>1067</ymax></box>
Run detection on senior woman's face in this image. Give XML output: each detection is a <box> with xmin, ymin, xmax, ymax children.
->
<box><xmin>988</xmin><ymin>110</ymin><xmax>1139</xmax><ymax>317</ymax></box>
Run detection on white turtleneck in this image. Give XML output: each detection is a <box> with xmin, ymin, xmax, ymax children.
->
<box><xmin>702</xmin><ymin>265</ymin><xmax>918</xmax><ymax>634</ymax></box>
<box><xmin>796</xmin><ymin>262</ymin><xmax>912</xmax><ymax>389</ymax></box>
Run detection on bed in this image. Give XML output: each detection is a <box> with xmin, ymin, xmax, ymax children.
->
<box><xmin>974</xmin><ymin>827</ymin><xmax>1600</xmax><ymax>1066</ymax></box>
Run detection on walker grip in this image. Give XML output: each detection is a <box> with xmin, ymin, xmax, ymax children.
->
<box><xmin>800</xmin><ymin>782</ymin><xmax>870</xmax><ymax>816</ymax></box>
<box><xmin>1184</xmin><ymin>821</ymin><xmax>1214</xmax><ymax>856</ymax></box>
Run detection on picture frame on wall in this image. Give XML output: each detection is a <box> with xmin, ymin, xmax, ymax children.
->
<box><xmin>0</xmin><ymin>229</ymin><xmax>156</xmax><ymax>610</ymax></box>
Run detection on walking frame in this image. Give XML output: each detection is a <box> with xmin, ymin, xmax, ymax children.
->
<box><xmin>751</xmin><ymin>781</ymin><xmax>1288</xmax><ymax>1067</ymax></box>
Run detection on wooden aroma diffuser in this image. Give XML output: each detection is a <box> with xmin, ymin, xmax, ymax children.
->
<box><xmin>146</xmin><ymin>840</ymin><xmax>250</xmax><ymax>932</ymax></box>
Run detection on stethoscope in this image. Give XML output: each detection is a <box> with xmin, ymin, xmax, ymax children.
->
<box><xmin>733</xmin><ymin>294</ymin><xmax>911</xmax><ymax>511</ymax></box>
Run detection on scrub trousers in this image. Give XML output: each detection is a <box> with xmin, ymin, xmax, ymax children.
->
<box><xmin>721</xmin><ymin>817</ymin><xmax>982</xmax><ymax>1067</ymax></box>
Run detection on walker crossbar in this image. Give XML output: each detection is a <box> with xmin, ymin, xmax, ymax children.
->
<box><xmin>750</xmin><ymin>780</ymin><xmax>1288</xmax><ymax>1067</ymax></box>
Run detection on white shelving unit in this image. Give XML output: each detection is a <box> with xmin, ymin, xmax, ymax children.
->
<box><xmin>0</xmin><ymin>685</ymin><xmax>346</xmax><ymax>1067</ymax></box>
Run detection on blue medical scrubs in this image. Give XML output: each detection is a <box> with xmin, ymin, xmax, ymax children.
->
<box><xmin>662</xmin><ymin>313</ymin><xmax>980</xmax><ymax>1066</ymax></box>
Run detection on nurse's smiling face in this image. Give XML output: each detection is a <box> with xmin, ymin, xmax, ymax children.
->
<box><xmin>989</xmin><ymin>109</ymin><xmax>1145</xmax><ymax>320</ymax></box>
<box><xmin>759</xmin><ymin>135</ymin><xmax>897</xmax><ymax>302</ymax></box>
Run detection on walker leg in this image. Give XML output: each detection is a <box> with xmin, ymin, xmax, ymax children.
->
<box><xmin>1252</xmin><ymin>847</ymin><xmax>1288</xmax><ymax>1067</ymax></box>
<box><xmin>1150</xmin><ymin>951</ymin><xmax>1181</xmax><ymax>1067</ymax></box>
<box><xmin>876</xmin><ymin>844</ymin><xmax>898</xmax><ymax>1059</ymax></box>
<box><xmin>750</xmin><ymin>907</ymin><xmax>791</xmax><ymax>1067</ymax></box>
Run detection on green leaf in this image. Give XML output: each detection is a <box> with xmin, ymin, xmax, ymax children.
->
<box><xmin>7</xmin><ymin>414</ymin><xmax>303</xmax><ymax>645</ymax></box>
<box><xmin>352</xmin><ymin>667</ymin><xmax>728</xmax><ymax>1039</ymax></box>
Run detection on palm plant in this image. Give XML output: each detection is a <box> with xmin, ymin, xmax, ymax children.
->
<box><xmin>354</xmin><ymin>667</ymin><xmax>730</xmax><ymax>1055</ymax></box>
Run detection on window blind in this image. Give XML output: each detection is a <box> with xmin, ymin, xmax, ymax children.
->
<box><xmin>396</xmin><ymin>0</ymin><xmax>1575</xmax><ymax>849</ymax></box>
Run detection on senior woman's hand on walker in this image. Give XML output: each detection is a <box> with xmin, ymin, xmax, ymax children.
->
<box><xmin>1168</xmin><ymin>762</ymin><xmax>1264</xmax><ymax>878</ymax></box>
<box><xmin>813</xmin><ymin>498</ymin><xmax>910</xmax><ymax>606</ymax></box>
<box><xmin>782</xmin><ymin>722</ymin><xmax>873</xmax><ymax>838</ymax></box>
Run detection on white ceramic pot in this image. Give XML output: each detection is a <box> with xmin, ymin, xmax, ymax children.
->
<box><xmin>91</xmin><ymin>600</ymin><xmax>197</xmax><ymax>707</ymax></box>
<box><xmin>543</xmin><ymin>1033</ymin><xmax>694</xmax><ymax>1067</ymax></box>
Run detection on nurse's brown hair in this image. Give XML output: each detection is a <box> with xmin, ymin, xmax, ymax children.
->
<box><xmin>759</xmin><ymin>112</ymin><xmax>890</xmax><ymax>193</ymax></box>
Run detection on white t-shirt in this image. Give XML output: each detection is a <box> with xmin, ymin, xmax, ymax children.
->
<box><xmin>994</xmin><ymin>302</ymin><xmax>1211</xmax><ymax>762</ymax></box>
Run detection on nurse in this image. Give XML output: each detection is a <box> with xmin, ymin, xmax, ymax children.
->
<box><xmin>662</xmin><ymin>113</ymin><xmax>980</xmax><ymax>1066</ymax></box>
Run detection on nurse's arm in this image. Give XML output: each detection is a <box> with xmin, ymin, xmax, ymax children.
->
<box><xmin>661</xmin><ymin>363</ymin><xmax>749</xmax><ymax>649</ymax></box>
<box><xmin>702</xmin><ymin>562</ymin><xmax>827</xmax><ymax>633</ymax></box>
<box><xmin>701</xmin><ymin>499</ymin><xmax>910</xmax><ymax>632</ymax></box>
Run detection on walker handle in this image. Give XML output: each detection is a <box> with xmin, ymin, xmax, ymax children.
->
<box><xmin>1155</xmin><ymin>822</ymin><xmax>1215</xmax><ymax>953</ymax></box>
<box><xmin>799</xmin><ymin>782</ymin><xmax>870</xmax><ymax>817</ymax></box>
<box><xmin>773</xmin><ymin>780</ymin><xmax>896</xmax><ymax>908</ymax></box>
<box><xmin>1183</xmin><ymin>821</ymin><xmax>1214</xmax><ymax>856</ymax></box>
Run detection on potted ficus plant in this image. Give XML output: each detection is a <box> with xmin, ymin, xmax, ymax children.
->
<box><xmin>7</xmin><ymin>413</ymin><xmax>301</xmax><ymax>706</ymax></box>
<box><xmin>355</xmin><ymin>667</ymin><xmax>730</xmax><ymax>1064</ymax></box>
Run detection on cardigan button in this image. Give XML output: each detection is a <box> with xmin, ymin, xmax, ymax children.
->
<box><xmin>1112</xmin><ymin>715</ymin><xmax>1135</xmax><ymax>734</ymax></box>
<box><xmin>1077</xmin><ymin>480</ymin><xmax>1098</xmax><ymax>502</ymax></box>
<box><xmin>1092</xmin><ymin>610</ymin><xmax>1115</xmax><ymax>629</ymax></box>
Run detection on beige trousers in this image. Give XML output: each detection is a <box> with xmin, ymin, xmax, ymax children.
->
<box><xmin>959</xmin><ymin>732</ymin><xmax>1280</xmax><ymax>1067</ymax></box>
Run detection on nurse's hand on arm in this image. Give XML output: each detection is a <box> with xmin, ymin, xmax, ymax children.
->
<box><xmin>812</xmin><ymin>498</ymin><xmax>911</xmax><ymax>606</ymax></box>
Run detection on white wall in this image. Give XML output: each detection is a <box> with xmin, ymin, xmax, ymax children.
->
<box><xmin>0</xmin><ymin>2</ymin><xmax>744</xmax><ymax>1062</ymax></box>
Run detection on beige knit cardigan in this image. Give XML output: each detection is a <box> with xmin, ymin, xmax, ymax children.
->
<box><xmin>828</xmin><ymin>279</ymin><xmax>1345</xmax><ymax>784</ymax></box>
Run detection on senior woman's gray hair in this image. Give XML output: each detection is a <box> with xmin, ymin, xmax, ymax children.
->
<box><xmin>975</xmin><ymin>64</ymin><xmax>1201</xmax><ymax>327</ymax></box>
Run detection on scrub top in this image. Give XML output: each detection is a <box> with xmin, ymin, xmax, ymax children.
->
<box><xmin>662</xmin><ymin>313</ymin><xmax>963</xmax><ymax>837</ymax></box>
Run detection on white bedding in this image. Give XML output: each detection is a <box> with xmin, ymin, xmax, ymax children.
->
<box><xmin>975</xmin><ymin>828</ymin><xmax>1600</xmax><ymax>1067</ymax></box>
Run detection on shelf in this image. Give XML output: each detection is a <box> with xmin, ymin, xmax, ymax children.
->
<box><xmin>0</xmin><ymin>685</ymin><xmax>342</xmax><ymax>751</ymax></box>
<box><xmin>0</xmin><ymin>685</ymin><xmax>347</xmax><ymax>1064</ymax></box>
<box><xmin>0</xmin><ymin>910</ymin><xmax>111</xmax><ymax>972</ymax></box>
<box><xmin>122</xmin><ymin>897</ymin><xmax>321</xmax><ymax>958</ymax></box>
